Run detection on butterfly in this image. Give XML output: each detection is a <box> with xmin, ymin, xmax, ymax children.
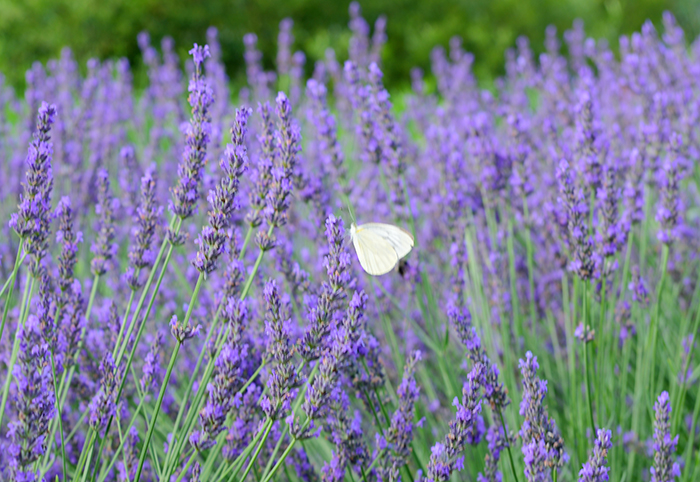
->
<box><xmin>350</xmin><ymin>222</ymin><xmax>414</xmax><ymax>276</ymax></box>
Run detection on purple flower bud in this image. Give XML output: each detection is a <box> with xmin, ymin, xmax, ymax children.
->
<box><xmin>10</xmin><ymin>102</ymin><xmax>57</xmax><ymax>276</ymax></box>
<box><xmin>651</xmin><ymin>392</ymin><xmax>681</xmax><ymax>482</ymax></box>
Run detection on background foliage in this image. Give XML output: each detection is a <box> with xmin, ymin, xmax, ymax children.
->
<box><xmin>1</xmin><ymin>0</ymin><xmax>699</xmax><ymax>91</ymax></box>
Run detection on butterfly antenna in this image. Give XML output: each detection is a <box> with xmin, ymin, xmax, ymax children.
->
<box><xmin>344</xmin><ymin>197</ymin><xmax>356</xmax><ymax>224</ymax></box>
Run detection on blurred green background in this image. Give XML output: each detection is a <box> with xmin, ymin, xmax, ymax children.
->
<box><xmin>1</xmin><ymin>0</ymin><xmax>699</xmax><ymax>92</ymax></box>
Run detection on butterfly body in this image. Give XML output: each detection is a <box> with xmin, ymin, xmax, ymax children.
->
<box><xmin>350</xmin><ymin>222</ymin><xmax>414</xmax><ymax>276</ymax></box>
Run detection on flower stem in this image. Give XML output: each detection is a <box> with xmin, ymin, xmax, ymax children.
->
<box><xmin>240</xmin><ymin>419</ymin><xmax>274</xmax><ymax>481</ymax></box>
<box><xmin>0</xmin><ymin>238</ymin><xmax>24</xmax><ymax>343</ymax></box>
<box><xmin>133</xmin><ymin>272</ymin><xmax>204</xmax><ymax>482</ymax></box>
<box><xmin>582</xmin><ymin>281</ymin><xmax>596</xmax><ymax>438</ymax></box>
<box><xmin>174</xmin><ymin>451</ymin><xmax>198</xmax><ymax>482</ymax></box>
<box><xmin>497</xmin><ymin>409</ymin><xmax>520</xmax><ymax>482</ymax></box>
<box><xmin>648</xmin><ymin>245</ymin><xmax>669</xmax><ymax>401</ymax></box>
<box><xmin>0</xmin><ymin>272</ymin><xmax>34</xmax><ymax>427</ymax></box>
<box><xmin>50</xmin><ymin>352</ymin><xmax>67</xmax><ymax>480</ymax></box>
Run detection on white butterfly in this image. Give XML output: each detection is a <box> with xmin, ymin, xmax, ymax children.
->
<box><xmin>350</xmin><ymin>222</ymin><xmax>415</xmax><ymax>276</ymax></box>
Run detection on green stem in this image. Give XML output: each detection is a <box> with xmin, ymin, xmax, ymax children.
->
<box><xmin>239</xmin><ymin>223</ymin><xmax>256</xmax><ymax>259</ymax></box>
<box><xmin>50</xmin><ymin>353</ymin><xmax>67</xmax><ymax>480</ymax></box>
<box><xmin>261</xmin><ymin>434</ymin><xmax>299</xmax><ymax>482</ymax></box>
<box><xmin>164</xmin><ymin>227</ymin><xmax>275</xmax><ymax>476</ymax></box>
<box><xmin>112</xmin><ymin>284</ymin><xmax>138</xmax><ymax>360</ymax></box>
<box><xmin>96</xmin><ymin>401</ymin><xmax>143</xmax><ymax>482</ymax></box>
<box><xmin>498</xmin><ymin>409</ymin><xmax>520</xmax><ymax>482</ymax></box>
<box><xmin>0</xmin><ymin>238</ymin><xmax>24</xmax><ymax>343</ymax></box>
<box><xmin>0</xmin><ymin>252</ymin><xmax>26</xmax><ymax>300</ymax></box>
<box><xmin>241</xmin><ymin>420</ymin><xmax>274</xmax><ymax>481</ymax></box>
<box><xmin>259</xmin><ymin>360</ymin><xmax>311</xmax><ymax>480</ymax></box>
<box><xmin>174</xmin><ymin>451</ymin><xmax>198</xmax><ymax>482</ymax></box>
<box><xmin>672</xmin><ymin>293</ymin><xmax>700</xmax><ymax>434</ymax></box>
<box><xmin>0</xmin><ymin>273</ymin><xmax>34</xmax><ymax>427</ymax></box>
<box><xmin>161</xmin><ymin>314</ymin><xmax>220</xmax><ymax>475</ymax></box>
<box><xmin>216</xmin><ymin>419</ymin><xmax>271</xmax><ymax>481</ymax></box>
<box><xmin>134</xmin><ymin>273</ymin><xmax>204</xmax><ymax>482</ymax></box>
<box><xmin>648</xmin><ymin>246</ymin><xmax>669</xmax><ymax>401</ymax></box>
<box><xmin>582</xmin><ymin>282</ymin><xmax>596</xmax><ymax>438</ymax></box>
<box><xmin>134</xmin><ymin>342</ymin><xmax>182</xmax><ymax>482</ymax></box>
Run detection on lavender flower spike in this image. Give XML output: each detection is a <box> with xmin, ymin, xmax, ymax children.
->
<box><xmin>651</xmin><ymin>392</ymin><xmax>681</xmax><ymax>482</ymax></box>
<box><xmin>193</xmin><ymin>107</ymin><xmax>249</xmax><ymax>275</ymax></box>
<box><xmin>377</xmin><ymin>351</ymin><xmax>422</xmax><ymax>482</ymax></box>
<box><xmin>169</xmin><ymin>43</ymin><xmax>213</xmax><ymax>228</ymax></box>
<box><xmin>91</xmin><ymin>168</ymin><xmax>117</xmax><ymax>276</ymax></box>
<box><xmin>9</xmin><ymin>101</ymin><xmax>57</xmax><ymax>276</ymax></box>
<box><xmin>125</xmin><ymin>166</ymin><xmax>160</xmax><ymax>289</ymax></box>
<box><xmin>519</xmin><ymin>351</ymin><xmax>567</xmax><ymax>480</ymax></box>
<box><xmin>578</xmin><ymin>429</ymin><xmax>612</xmax><ymax>482</ymax></box>
<box><xmin>425</xmin><ymin>363</ymin><xmax>484</xmax><ymax>482</ymax></box>
<box><xmin>7</xmin><ymin>316</ymin><xmax>56</xmax><ymax>481</ymax></box>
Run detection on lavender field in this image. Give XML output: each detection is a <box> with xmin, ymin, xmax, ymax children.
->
<box><xmin>1</xmin><ymin>4</ymin><xmax>699</xmax><ymax>481</ymax></box>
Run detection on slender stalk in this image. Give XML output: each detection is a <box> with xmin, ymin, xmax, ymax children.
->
<box><xmin>648</xmin><ymin>246</ymin><xmax>669</xmax><ymax>401</ymax></box>
<box><xmin>0</xmin><ymin>238</ymin><xmax>24</xmax><ymax>343</ymax></box>
<box><xmin>672</xmin><ymin>295</ymin><xmax>700</xmax><ymax>434</ymax></box>
<box><xmin>0</xmin><ymin>252</ymin><xmax>27</xmax><ymax>300</ymax></box>
<box><xmin>216</xmin><ymin>419</ymin><xmax>271</xmax><ymax>481</ymax></box>
<box><xmin>50</xmin><ymin>353</ymin><xmax>67</xmax><ymax>480</ymax></box>
<box><xmin>165</xmin><ymin>225</ymin><xmax>275</xmax><ymax>475</ymax></box>
<box><xmin>582</xmin><ymin>282</ymin><xmax>596</xmax><ymax>438</ymax></box>
<box><xmin>112</xmin><ymin>283</ymin><xmax>138</xmax><ymax>360</ymax></box>
<box><xmin>240</xmin><ymin>420</ymin><xmax>274</xmax><ymax>481</ymax></box>
<box><xmin>174</xmin><ymin>452</ymin><xmax>198</xmax><ymax>482</ymax></box>
<box><xmin>133</xmin><ymin>273</ymin><xmax>204</xmax><ymax>482</ymax></box>
<box><xmin>0</xmin><ymin>273</ymin><xmax>35</xmax><ymax>427</ymax></box>
<box><xmin>259</xmin><ymin>361</ymin><xmax>313</xmax><ymax>480</ymax></box>
<box><xmin>96</xmin><ymin>401</ymin><xmax>144</xmax><ymax>482</ymax></box>
<box><xmin>497</xmin><ymin>409</ymin><xmax>520</xmax><ymax>482</ymax></box>
<box><xmin>116</xmin><ymin>226</ymin><xmax>174</xmax><ymax>365</ymax></box>
<box><xmin>134</xmin><ymin>341</ymin><xmax>182</xmax><ymax>482</ymax></box>
<box><xmin>261</xmin><ymin>432</ymin><xmax>301</xmax><ymax>482</ymax></box>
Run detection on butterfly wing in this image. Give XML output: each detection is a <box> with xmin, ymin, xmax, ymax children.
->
<box><xmin>359</xmin><ymin>223</ymin><xmax>414</xmax><ymax>259</ymax></box>
<box><xmin>352</xmin><ymin>227</ymin><xmax>400</xmax><ymax>276</ymax></box>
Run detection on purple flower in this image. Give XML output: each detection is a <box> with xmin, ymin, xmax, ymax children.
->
<box><xmin>306</xmin><ymin>79</ymin><xmax>348</xmax><ymax>192</ymax></box>
<box><xmin>448</xmin><ymin>304</ymin><xmax>508</xmax><ymax>412</ymax></box>
<box><xmin>478</xmin><ymin>425</ymin><xmax>506</xmax><ymax>482</ymax></box>
<box><xmin>261</xmin><ymin>279</ymin><xmax>301</xmax><ymax>421</ymax></box>
<box><xmin>579</xmin><ymin>429</ymin><xmax>612</xmax><ymax>482</ymax></box>
<box><xmin>628</xmin><ymin>265</ymin><xmax>649</xmax><ymax>306</ymax></box>
<box><xmin>263</xmin><ymin>92</ymin><xmax>301</xmax><ymax>229</ymax></box>
<box><xmin>299</xmin><ymin>215</ymin><xmax>353</xmax><ymax>362</ymax></box>
<box><xmin>91</xmin><ymin>168</ymin><xmax>117</xmax><ymax>276</ymax></box>
<box><xmin>324</xmin><ymin>390</ymin><xmax>369</xmax><ymax>478</ymax></box>
<box><xmin>277</xmin><ymin>18</ymin><xmax>294</xmax><ymax>77</ymax></box>
<box><xmin>125</xmin><ymin>166</ymin><xmax>161</xmax><ymax>289</ymax></box>
<box><xmin>425</xmin><ymin>363</ymin><xmax>484</xmax><ymax>482</ymax></box>
<box><xmin>519</xmin><ymin>352</ymin><xmax>568</xmax><ymax>478</ymax></box>
<box><xmin>191</xmin><ymin>308</ymin><xmax>248</xmax><ymax>451</ymax></box>
<box><xmin>7</xmin><ymin>316</ymin><xmax>56</xmax><ymax>481</ymax></box>
<box><xmin>193</xmin><ymin>107</ymin><xmax>249</xmax><ymax>275</ymax></box>
<box><xmin>376</xmin><ymin>351</ymin><xmax>422</xmax><ymax>481</ymax></box>
<box><xmin>88</xmin><ymin>353</ymin><xmax>120</xmax><ymax>434</ymax></box>
<box><xmin>656</xmin><ymin>134</ymin><xmax>683</xmax><ymax>246</ymax></box>
<box><xmin>140</xmin><ymin>332</ymin><xmax>163</xmax><ymax>393</ymax></box>
<box><xmin>246</xmin><ymin>101</ymin><xmax>275</xmax><ymax>228</ymax></box>
<box><xmin>651</xmin><ymin>392</ymin><xmax>681</xmax><ymax>482</ymax></box>
<box><xmin>169</xmin><ymin>43</ymin><xmax>214</xmax><ymax>224</ymax></box>
<box><xmin>556</xmin><ymin>158</ymin><xmax>594</xmax><ymax>280</ymax></box>
<box><xmin>54</xmin><ymin>196</ymin><xmax>82</xmax><ymax>304</ymax></box>
<box><xmin>10</xmin><ymin>102</ymin><xmax>57</xmax><ymax>276</ymax></box>
<box><xmin>170</xmin><ymin>314</ymin><xmax>201</xmax><ymax>343</ymax></box>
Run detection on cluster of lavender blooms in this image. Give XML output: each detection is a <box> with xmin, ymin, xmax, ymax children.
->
<box><xmin>1</xmin><ymin>3</ymin><xmax>699</xmax><ymax>482</ymax></box>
